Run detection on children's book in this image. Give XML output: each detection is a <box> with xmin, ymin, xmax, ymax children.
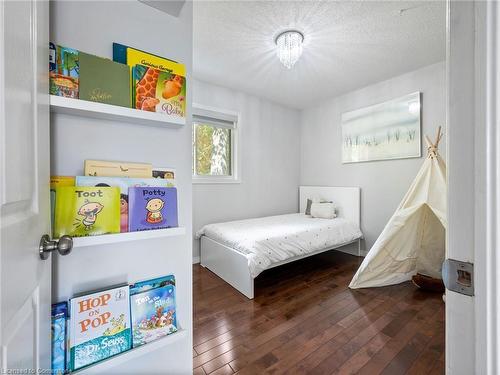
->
<box><xmin>129</xmin><ymin>275</ymin><xmax>178</xmax><ymax>347</ymax></box>
<box><xmin>75</xmin><ymin>176</ymin><xmax>169</xmax><ymax>233</ymax></box>
<box><xmin>51</xmin><ymin>176</ymin><xmax>76</xmax><ymax>188</ymax></box>
<box><xmin>50</xmin><ymin>176</ymin><xmax>75</xmax><ymax>236</ymax></box>
<box><xmin>51</xmin><ymin>302</ymin><xmax>68</xmax><ymax>375</ymax></box>
<box><xmin>53</xmin><ymin>186</ymin><xmax>120</xmax><ymax>238</ymax></box>
<box><xmin>49</xmin><ymin>43</ymin><xmax>79</xmax><ymax>98</ymax></box>
<box><xmin>128</xmin><ymin>187</ymin><xmax>178</xmax><ymax>232</ymax></box>
<box><xmin>112</xmin><ymin>43</ymin><xmax>186</xmax><ymax>117</ymax></box>
<box><xmin>133</xmin><ymin>64</ymin><xmax>185</xmax><ymax>118</ymax></box>
<box><xmin>79</xmin><ymin>52</ymin><xmax>131</xmax><ymax>108</ymax></box>
<box><xmin>152</xmin><ymin>167</ymin><xmax>176</xmax><ymax>187</ymax></box>
<box><xmin>69</xmin><ymin>285</ymin><xmax>131</xmax><ymax>371</ymax></box>
<box><xmin>112</xmin><ymin>42</ymin><xmax>180</xmax><ymax>67</ymax></box>
<box><xmin>84</xmin><ymin>159</ymin><xmax>152</xmax><ymax>178</ymax></box>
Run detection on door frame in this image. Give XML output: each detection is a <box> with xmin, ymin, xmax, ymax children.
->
<box><xmin>446</xmin><ymin>0</ymin><xmax>496</xmax><ymax>374</ymax></box>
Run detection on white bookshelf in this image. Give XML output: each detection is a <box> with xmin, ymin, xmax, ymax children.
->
<box><xmin>69</xmin><ymin>227</ymin><xmax>186</xmax><ymax>248</ymax></box>
<box><xmin>50</xmin><ymin>95</ymin><xmax>186</xmax><ymax>127</ymax></box>
<box><xmin>74</xmin><ymin>330</ymin><xmax>188</xmax><ymax>374</ymax></box>
<box><xmin>50</xmin><ymin>3</ymin><xmax>194</xmax><ymax>373</ymax></box>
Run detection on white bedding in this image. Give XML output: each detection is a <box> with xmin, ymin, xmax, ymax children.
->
<box><xmin>196</xmin><ymin>213</ymin><xmax>363</xmax><ymax>278</ymax></box>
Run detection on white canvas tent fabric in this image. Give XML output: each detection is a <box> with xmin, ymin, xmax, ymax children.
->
<box><xmin>349</xmin><ymin>141</ymin><xmax>446</xmax><ymax>289</ymax></box>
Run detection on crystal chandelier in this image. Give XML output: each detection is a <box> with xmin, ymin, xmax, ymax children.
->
<box><xmin>275</xmin><ymin>30</ymin><xmax>304</xmax><ymax>69</ymax></box>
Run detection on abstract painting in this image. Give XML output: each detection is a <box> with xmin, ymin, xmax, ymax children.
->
<box><xmin>341</xmin><ymin>92</ymin><xmax>421</xmax><ymax>163</ymax></box>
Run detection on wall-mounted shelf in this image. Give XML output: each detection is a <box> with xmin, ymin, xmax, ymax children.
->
<box><xmin>70</xmin><ymin>227</ymin><xmax>186</xmax><ymax>248</ymax></box>
<box><xmin>75</xmin><ymin>329</ymin><xmax>187</xmax><ymax>374</ymax></box>
<box><xmin>50</xmin><ymin>95</ymin><xmax>186</xmax><ymax>127</ymax></box>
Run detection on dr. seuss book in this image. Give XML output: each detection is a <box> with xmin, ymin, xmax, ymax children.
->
<box><xmin>128</xmin><ymin>187</ymin><xmax>178</xmax><ymax>232</ymax></box>
<box><xmin>84</xmin><ymin>159</ymin><xmax>152</xmax><ymax>178</ymax></box>
<box><xmin>69</xmin><ymin>285</ymin><xmax>132</xmax><ymax>371</ymax></box>
<box><xmin>75</xmin><ymin>176</ymin><xmax>169</xmax><ymax>233</ymax></box>
<box><xmin>51</xmin><ymin>302</ymin><xmax>68</xmax><ymax>374</ymax></box>
<box><xmin>130</xmin><ymin>275</ymin><xmax>178</xmax><ymax>347</ymax></box>
<box><xmin>53</xmin><ymin>186</ymin><xmax>120</xmax><ymax>238</ymax></box>
<box><xmin>79</xmin><ymin>52</ymin><xmax>131</xmax><ymax>108</ymax></box>
<box><xmin>152</xmin><ymin>167</ymin><xmax>176</xmax><ymax>187</ymax></box>
<box><xmin>133</xmin><ymin>64</ymin><xmax>186</xmax><ymax>118</ymax></box>
<box><xmin>49</xmin><ymin>43</ymin><xmax>79</xmax><ymax>98</ymax></box>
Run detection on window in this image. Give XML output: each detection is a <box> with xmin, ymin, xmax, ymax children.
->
<box><xmin>192</xmin><ymin>105</ymin><xmax>239</xmax><ymax>183</ymax></box>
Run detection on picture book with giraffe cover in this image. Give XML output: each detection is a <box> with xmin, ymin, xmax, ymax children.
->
<box><xmin>69</xmin><ymin>285</ymin><xmax>131</xmax><ymax>371</ymax></box>
<box><xmin>75</xmin><ymin>176</ymin><xmax>170</xmax><ymax>233</ymax></box>
<box><xmin>128</xmin><ymin>187</ymin><xmax>178</xmax><ymax>232</ymax></box>
<box><xmin>129</xmin><ymin>275</ymin><xmax>178</xmax><ymax>347</ymax></box>
<box><xmin>53</xmin><ymin>186</ymin><xmax>120</xmax><ymax>238</ymax></box>
<box><xmin>132</xmin><ymin>64</ymin><xmax>186</xmax><ymax>118</ymax></box>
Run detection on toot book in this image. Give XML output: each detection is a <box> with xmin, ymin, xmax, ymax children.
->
<box><xmin>53</xmin><ymin>186</ymin><xmax>120</xmax><ymax>238</ymax></box>
<box><xmin>130</xmin><ymin>275</ymin><xmax>178</xmax><ymax>347</ymax></box>
<box><xmin>128</xmin><ymin>187</ymin><xmax>178</xmax><ymax>232</ymax></box>
<box><xmin>133</xmin><ymin>64</ymin><xmax>186</xmax><ymax>118</ymax></box>
<box><xmin>51</xmin><ymin>302</ymin><xmax>68</xmax><ymax>374</ymax></box>
<box><xmin>75</xmin><ymin>176</ymin><xmax>170</xmax><ymax>232</ymax></box>
<box><xmin>69</xmin><ymin>285</ymin><xmax>131</xmax><ymax>371</ymax></box>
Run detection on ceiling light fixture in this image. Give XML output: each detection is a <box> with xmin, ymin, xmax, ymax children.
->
<box><xmin>275</xmin><ymin>30</ymin><xmax>304</xmax><ymax>69</ymax></box>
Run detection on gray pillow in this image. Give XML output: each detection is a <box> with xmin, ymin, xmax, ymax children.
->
<box><xmin>305</xmin><ymin>198</ymin><xmax>333</xmax><ymax>215</ymax></box>
<box><xmin>305</xmin><ymin>199</ymin><xmax>313</xmax><ymax>215</ymax></box>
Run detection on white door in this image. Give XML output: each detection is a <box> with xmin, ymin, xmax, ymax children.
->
<box><xmin>0</xmin><ymin>0</ymin><xmax>51</xmax><ymax>371</ymax></box>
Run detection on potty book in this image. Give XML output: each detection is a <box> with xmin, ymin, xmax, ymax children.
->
<box><xmin>53</xmin><ymin>186</ymin><xmax>120</xmax><ymax>238</ymax></box>
<box><xmin>128</xmin><ymin>187</ymin><xmax>178</xmax><ymax>232</ymax></box>
<box><xmin>130</xmin><ymin>275</ymin><xmax>178</xmax><ymax>347</ymax></box>
<box><xmin>69</xmin><ymin>285</ymin><xmax>131</xmax><ymax>371</ymax></box>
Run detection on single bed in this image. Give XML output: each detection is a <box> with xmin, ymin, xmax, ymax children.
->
<box><xmin>197</xmin><ymin>186</ymin><xmax>363</xmax><ymax>299</ymax></box>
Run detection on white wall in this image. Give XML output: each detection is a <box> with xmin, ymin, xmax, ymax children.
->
<box><xmin>50</xmin><ymin>1</ymin><xmax>193</xmax><ymax>373</ymax></box>
<box><xmin>192</xmin><ymin>79</ymin><xmax>301</xmax><ymax>262</ymax></box>
<box><xmin>300</xmin><ymin>62</ymin><xmax>446</xmax><ymax>252</ymax></box>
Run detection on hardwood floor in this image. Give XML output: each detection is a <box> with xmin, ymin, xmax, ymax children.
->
<box><xmin>193</xmin><ymin>251</ymin><xmax>445</xmax><ymax>375</ymax></box>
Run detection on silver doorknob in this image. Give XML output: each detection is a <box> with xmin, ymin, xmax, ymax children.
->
<box><xmin>39</xmin><ymin>234</ymin><xmax>73</xmax><ymax>260</ymax></box>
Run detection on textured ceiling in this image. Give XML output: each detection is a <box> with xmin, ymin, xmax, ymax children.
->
<box><xmin>193</xmin><ymin>1</ymin><xmax>446</xmax><ymax>109</ymax></box>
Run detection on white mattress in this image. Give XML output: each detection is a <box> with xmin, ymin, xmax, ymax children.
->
<box><xmin>196</xmin><ymin>213</ymin><xmax>363</xmax><ymax>278</ymax></box>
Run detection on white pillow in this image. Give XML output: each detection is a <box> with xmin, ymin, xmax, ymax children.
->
<box><xmin>310</xmin><ymin>202</ymin><xmax>337</xmax><ymax>219</ymax></box>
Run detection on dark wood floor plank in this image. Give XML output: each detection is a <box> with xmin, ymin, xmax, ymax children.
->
<box><xmin>356</xmin><ymin>296</ymin><xmax>443</xmax><ymax>375</ymax></box>
<box><xmin>193</xmin><ymin>251</ymin><xmax>445</xmax><ymax>375</ymax></box>
<box><xmin>209</xmin><ymin>363</ymin><xmax>234</xmax><ymax>375</ymax></box>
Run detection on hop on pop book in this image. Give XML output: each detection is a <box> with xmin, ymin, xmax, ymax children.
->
<box><xmin>69</xmin><ymin>285</ymin><xmax>132</xmax><ymax>371</ymax></box>
<box><xmin>130</xmin><ymin>275</ymin><xmax>178</xmax><ymax>347</ymax></box>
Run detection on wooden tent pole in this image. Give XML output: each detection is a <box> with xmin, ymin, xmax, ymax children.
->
<box><xmin>434</xmin><ymin>125</ymin><xmax>443</xmax><ymax>148</ymax></box>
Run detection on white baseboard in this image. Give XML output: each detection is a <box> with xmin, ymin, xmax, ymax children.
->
<box><xmin>192</xmin><ymin>256</ymin><xmax>200</xmax><ymax>264</ymax></box>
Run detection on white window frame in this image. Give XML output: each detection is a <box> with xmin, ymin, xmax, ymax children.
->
<box><xmin>192</xmin><ymin>103</ymin><xmax>240</xmax><ymax>184</ymax></box>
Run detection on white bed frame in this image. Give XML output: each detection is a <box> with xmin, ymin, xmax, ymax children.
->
<box><xmin>200</xmin><ymin>186</ymin><xmax>362</xmax><ymax>299</ymax></box>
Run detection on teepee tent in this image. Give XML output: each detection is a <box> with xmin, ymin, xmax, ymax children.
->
<box><xmin>350</xmin><ymin>128</ymin><xmax>446</xmax><ymax>289</ymax></box>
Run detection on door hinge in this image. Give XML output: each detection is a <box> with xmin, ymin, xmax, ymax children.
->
<box><xmin>443</xmin><ymin>259</ymin><xmax>474</xmax><ymax>296</ymax></box>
